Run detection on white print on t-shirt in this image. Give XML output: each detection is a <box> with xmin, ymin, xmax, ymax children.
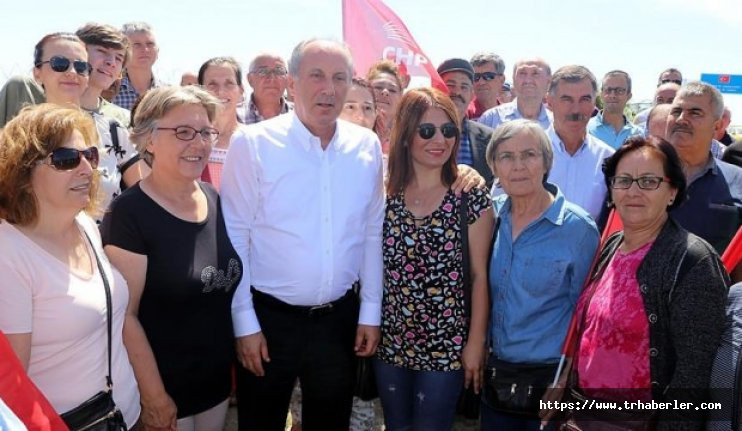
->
<box><xmin>201</xmin><ymin>258</ymin><xmax>241</xmax><ymax>293</ymax></box>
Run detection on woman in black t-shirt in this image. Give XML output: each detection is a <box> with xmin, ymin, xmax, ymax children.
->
<box><xmin>101</xmin><ymin>86</ymin><xmax>242</xmax><ymax>431</ymax></box>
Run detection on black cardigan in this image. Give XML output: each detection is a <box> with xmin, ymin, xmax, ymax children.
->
<box><xmin>589</xmin><ymin>218</ymin><xmax>729</xmax><ymax>430</ymax></box>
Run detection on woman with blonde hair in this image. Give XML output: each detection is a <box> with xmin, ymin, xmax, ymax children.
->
<box><xmin>102</xmin><ymin>86</ymin><xmax>243</xmax><ymax>431</ymax></box>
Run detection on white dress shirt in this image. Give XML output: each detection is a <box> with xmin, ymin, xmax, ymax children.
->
<box><xmin>546</xmin><ymin>126</ymin><xmax>615</xmax><ymax>220</ymax></box>
<box><xmin>220</xmin><ymin>112</ymin><xmax>384</xmax><ymax>336</ymax></box>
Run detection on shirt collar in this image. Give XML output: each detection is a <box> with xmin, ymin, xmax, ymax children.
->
<box><xmin>248</xmin><ymin>95</ymin><xmax>290</xmax><ymax>118</ymax></box>
<box><xmin>120</xmin><ymin>71</ymin><xmax>157</xmax><ymax>92</ymax></box>
<box><xmin>496</xmin><ymin>182</ymin><xmax>568</xmax><ymax>227</ymax></box>
<box><xmin>686</xmin><ymin>152</ymin><xmax>718</xmax><ymax>185</ymax></box>
<box><xmin>511</xmin><ymin>99</ymin><xmax>550</xmax><ymax>121</ymax></box>
<box><xmin>547</xmin><ymin>125</ymin><xmax>588</xmax><ymax>155</ymax></box>
<box><xmin>289</xmin><ymin>111</ymin><xmax>339</xmax><ymax>153</ymax></box>
<box><xmin>596</xmin><ymin>110</ymin><xmax>630</xmax><ymax>128</ymax></box>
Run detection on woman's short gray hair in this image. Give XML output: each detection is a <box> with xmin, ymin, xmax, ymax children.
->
<box><xmin>485</xmin><ymin>119</ymin><xmax>554</xmax><ymax>179</ymax></box>
<box><xmin>129</xmin><ymin>85</ymin><xmax>220</xmax><ymax>165</ymax></box>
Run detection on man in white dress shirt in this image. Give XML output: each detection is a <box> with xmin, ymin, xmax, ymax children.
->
<box><xmin>220</xmin><ymin>39</ymin><xmax>384</xmax><ymax>430</ymax></box>
<box><xmin>545</xmin><ymin>65</ymin><xmax>615</xmax><ymax>224</ymax></box>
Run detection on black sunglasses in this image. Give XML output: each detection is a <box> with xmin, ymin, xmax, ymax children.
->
<box><xmin>473</xmin><ymin>72</ymin><xmax>501</xmax><ymax>82</ymax></box>
<box><xmin>417</xmin><ymin>122</ymin><xmax>458</xmax><ymax>140</ymax></box>
<box><xmin>660</xmin><ymin>79</ymin><xmax>682</xmax><ymax>85</ymax></box>
<box><xmin>35</xmin><ymin>56</ymin><xmax>92</xmax><ymax>77</ymax></box>
<box><xmin>36</xmin><ymin>146</ymin><xmax>99</xmax><ymax>171</ymax></box>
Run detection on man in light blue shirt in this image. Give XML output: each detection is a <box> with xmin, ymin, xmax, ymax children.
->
<box><xmin>478</xmin><ymin>57</ymin><xmax>553</xmax><ymax>130</ymax></box>
<box><xmin>545</xmin><ymin>65</ymin><xmax>615</xmax><ymax>222</ymax></box>
<box><xmin>587</xmin><ymin>70</ymin><xmax>642</xmax><ymax>149</ymax></box>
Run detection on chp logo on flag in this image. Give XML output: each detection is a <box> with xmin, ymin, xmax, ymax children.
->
<box><xmin>719</xmin><ymin>75</ymin><xmax>731</xmax><ymax>84</ymax></box>
<box><xmin>342</xmin><ymin>0</ymin><xmax>446</xmax><ymax>91</ymax></box>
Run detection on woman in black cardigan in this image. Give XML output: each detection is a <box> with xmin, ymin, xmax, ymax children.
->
<box><xmin>571</xmin><ymin>136</ymin><xmax>729</xmax><ymax>431</ymax></box>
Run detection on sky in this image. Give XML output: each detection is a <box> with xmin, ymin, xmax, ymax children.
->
<box><xmin>2</xmin><ymin>0</ymin><xmax>742</xmax><ymax>122</ymax></box>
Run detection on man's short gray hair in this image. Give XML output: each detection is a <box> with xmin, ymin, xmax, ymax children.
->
<box><xmin>121</xmin><ymin>22</ymin><xmax>154</xmax><ymax>37</ymax></box>
<box><xmin>248</xmin><ymin>53</ymin><xmax>287</xmax><ymax>73</ymax></box>
<box><xmin>549</xmin><ymin>65</ymin><xmax>597</xmax><ymax>96</ymax></box>
<box><xmin>676</xmin><ymin>81</ymin><xmax>724</xmax><ymax>120</ymax></box>
<box><xmin>288</xmin><ymin>38</ymin><xmax>353</xmax><ymax>78</ymax></box>
<box><xmin>470</xmin><ymin>52</ymin><xmax>505</xmax><ymax>75</ymax></box>
<box><xmin>485</xmin><ymin>119</ymin><xmax>554</xmax><ymax>181</ymax></box>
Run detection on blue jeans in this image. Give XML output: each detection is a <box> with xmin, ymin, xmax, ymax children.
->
<box><xmin>373</xmin><ymin>359</ymin><xmax>463</xmax><ymax>431</ymax></box>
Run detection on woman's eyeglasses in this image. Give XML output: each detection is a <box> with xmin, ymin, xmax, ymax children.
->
<box><xmin>417</xmin><ymin>123</ymin><xmax>458</xmax><ymax>140</ymax></box>
<box><xmin>35</xmin><ymin>56</ymin><xmax>92</xmax><ymax>77</ymax></box>
<box><xmin>36</xmin><ymin>147</ymin><xmax>99</xmax><ymax>171</ymax></box>
<box><xmin>609</xmin><ymin>175</ymin><xmax>669</xmax><ymax>190</ymax></box>
<box><xmin>156</xmin><ymin>126</ymin><xmax>220</xmax><ymax>143</ymax></box>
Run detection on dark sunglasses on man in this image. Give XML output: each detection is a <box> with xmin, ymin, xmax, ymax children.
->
<box><xmin>35</xmin><ymin>55</ymin><xmax>92</xmax><ymax>77</ymax></box>
<box><xmin>660</xmin><ymin>79</ymin><xmax>682</xmax><ymax>85</ymax></box>
<box><xmin>473</xmin><ymin>72</ymin><xmax>501</xmax><ymax>82</ymax></box>
<box><xmin>36</xmin><ymin>147</ymin><xmax>100</xmax><ymax>171</ymax></box>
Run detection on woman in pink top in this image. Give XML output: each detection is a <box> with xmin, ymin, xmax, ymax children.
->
<box><xmin>569</xmin><ymin>136</ymin><xmax>728</xmax><ymax>430</ymax></box>
<box><xmin>198</xmin><ymin>56</ymin><xmax>248</xmax><ymax>189</ymax></box>
<box><xmin>0</xmin><ymin>104</ymin><xmax>140</xmax><ymax>429</ymax></box>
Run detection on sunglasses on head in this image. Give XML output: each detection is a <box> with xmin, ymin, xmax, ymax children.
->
<box><xmin>473</xmin><ymin>72</ymin><xmax>501</xmax><ymax>82</ymax></box>
<box><xmin>417</xmin><ymin>122</ymin><xmax>458</xmax><ymax>140</ymax></box>
<box><xmin>36</xmin><ymin>146</ymin><xmax>99</xmax><ymax>171</ymax></box>
<box><xmin>35</xmin><ymin>56</ymin><xmax>92</xmax><ymax>77</ymax></box>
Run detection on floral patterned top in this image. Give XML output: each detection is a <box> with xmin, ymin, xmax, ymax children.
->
<box><xmin>377</xmin><ymin>187</ymin><xmax>491</xmax><ymax>371</ymax></box>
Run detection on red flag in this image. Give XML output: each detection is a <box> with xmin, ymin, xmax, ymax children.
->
<box><xmin>342</xmin><ymin>0</ymin><xmax>447</xmax><ymax>92</ymax></box>
<box><xmin>0</xmin><ymin>331</ymin><xmax>68</xmax><ymax>431</ymax></box>
<box><xmin>722</xmin><ymin>226</ymin><xmax>742</xmax><ymax>273</ymax></box>
<box><xmin>600</xmin><ymin>208</ymin><xmax>623</xmax><ymax>244</ymax></box>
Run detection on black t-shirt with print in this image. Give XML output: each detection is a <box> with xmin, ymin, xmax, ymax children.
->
<box><xmin>101</xmin><ymin>181</ymin><xmax>242</xmax><ymax>417</ymax></box>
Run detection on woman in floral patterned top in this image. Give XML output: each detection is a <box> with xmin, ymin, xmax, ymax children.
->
<box><xmin>374</xmin><ymin>87</ymin><xmax>493</xmax><ymax>431</ymax></box>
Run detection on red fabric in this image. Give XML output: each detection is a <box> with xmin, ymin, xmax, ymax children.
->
<box><xmin>342</xmin><ymin>0</ymin><xmax>447</xmax><ymax>93</ymax></box>
<box><xmin>722</xmin><ymin>226</ymin><xmax>742</xmax><ymax>273</ymax></box>
<box><xmin>0</xmin><ymin>331</ymin><xmax>68</xmax><ymax>431</ymax></box>
<box><xmin>576</xmin><ymin>242</ymin><xmax>653</xmax><ymax>402</ymax></box>
<box><xmin>600</xmin><ymin>209</ymin><xmax>623</xmax><ymax>244</ymax></box>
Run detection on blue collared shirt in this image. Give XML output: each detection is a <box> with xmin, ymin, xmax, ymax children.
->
<box><xmin>671</xmin><ymin>155</ymin><xmax>742</xmax><ymax>254</ymax></box>
<box><xmin>587</xmin><ymin>111</ymin><xmax>642</xmax><ymax>149</ymax></box>
<box><xmin>477</xmin><ymin>99</ymin><xmax>553</xmax><ymax>130</ymax></box>
<box><xmin>489</xmin><ymin>184</ymin><xmax>599</xmax><ymax>363</ymax></box>
<box><xmin>457</xmin><ymin>118</ymin><xmax>473</xmax><ymax>166</ymax></box>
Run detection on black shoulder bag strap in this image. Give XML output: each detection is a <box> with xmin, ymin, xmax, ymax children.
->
<box><xmin>460</xmin><ymin>192</ymin><xmax>472</xmax><ymax>319</ymax></box>
<box><xmin>82</xmin><ymin>231</ymin><xmax>114</xmax><ymax>391</ymax></box>
<box><xmin>460</xmin><ymin>192</ymin><xmax>501</xmax><ymax>319</ymax></box>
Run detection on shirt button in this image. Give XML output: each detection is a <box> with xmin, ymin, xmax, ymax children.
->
<box><xmin>650</xmin><ymin>380</ymin><xmax>660</xmax><ymax>388</ymax></box>
<box><xmin>649</xmin><ymin>348</ymin><xmax>659</xmax><ymax>357</ymax></box>
<box><xmin>640</xmin><ymin>284</ymin><xmax>648</xmax><ymax>294</ymax></box>
<box><xmin>648</xmin><ymin>313</ymin><xmax>658</xmax><ymax>324</ymax></box>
